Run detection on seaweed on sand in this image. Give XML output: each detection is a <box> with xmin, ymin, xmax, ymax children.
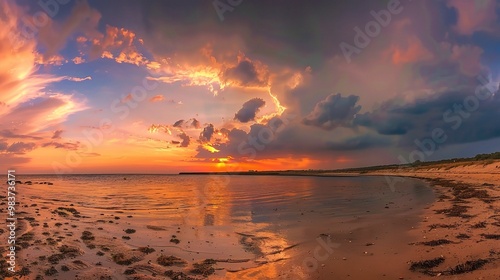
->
<box><xmin>409</xmin><ymin>257</ymin><xmax>445</xmax><ymax>275</ymax></box>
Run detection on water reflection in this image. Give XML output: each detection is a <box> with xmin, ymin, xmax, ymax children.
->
<box><xmin>20</xmin><ymin>174</ymin><xmax>433</xmax><ymax>279</ymax></box>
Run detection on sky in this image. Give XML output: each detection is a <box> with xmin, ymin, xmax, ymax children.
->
<box><xmin>1</xmin><ymin>0</ymin><xmax>500</xmax><ymax>174</ymax></box>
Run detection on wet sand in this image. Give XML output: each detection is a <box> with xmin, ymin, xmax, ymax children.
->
<box><xmin>320</xmin><ymin>159</ymin><xmax>500</xmax><ymax>279</ymax></box>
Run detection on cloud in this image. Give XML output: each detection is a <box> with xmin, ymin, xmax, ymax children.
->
<box><xmin>148</xmin><ymin>47</ymin><xmax>270</xmax><ymax>96</ymax></box>
<box><xmin>80</xmin><ymin>24</ymin><xmax>153</xmax><ymax>67</ymax></box>
<box><xmin>191</xmin><ymin>118</ymin><xmax>201</xmax><ymax>129</ymax></box>
<box><xmin>199</xmin><ymin>124</ymin><xmax>215</xmax><ymax>142</ymax></box>
<box><xmin>148</xmin><ymin>124</ymin><xmax>172</xmax><ymax>135</ymax></box>
<box><xmin>149</xmin><ymin>95</ymin><xmax>165</xmax><ymax>102</ymax></box>
<box><xmin>38</xmin><ymin>0</ymin><xmax>101</xmax><ymax>58</ymax></box>
<box><xmin>389</xmin><ymin>34</ymin><xmax>434</xmax><ymax>65</ymax></box>
<box><xmin>223</xmin><ymin>59</ymin><xmax>269</xmax><ymax>87</ymax></box>
<box><xmin>178</xmin><ymin>132</ymin><xmax>190</xmax><ymax>147</ymax></box>
<box><xmin>173</xmin><ymin>119</ymin><xmax>185</xmax><ymax>127</ymax></box>
<box><xmin>72</xmin><ymin>56</ymin><xmax>85</xmax><ymax>64</ymax></box>
<box><xmin>64</xmin><ymin>76</ymin><xmax>92</xmax><ymax>82</ymax></box>
<box><xmin>234</xmin><ymin>98</ymin><xmax>266</xmax><ymax>123</ymax></box>
<box><xmin>356</xmin><ymin>84</ymin><xmax>500</xmax><ymax>146</ymax></box>
<box><xmin>0</xmin><ymin>141</ymin><xmax>8</xmax><ymax>150</ymax></box>
<box><xmin>302</xmin><ymin>93</ymin><xmax>361</xmax><ymax>130</ymax></box>
<box><xmin>6</xmin><ymin>142</ymin><xmax>36</xmax><ymax>154</ymax></box>
<box><xmin>42</xmin><ymin>141</ymin><xmax>79</xmax><ymax>150</ymax></box>
<box><xmin>326</xmin><ymin>134</ymin><xmax>392</xmax><ymax>151</ymax></box>
<box><xmin>35</xmin><ymin>54</ymin><xmax>66</xmax><ymax>65</ymax></box>
<box><xmin>0</xmin><ymin>130</ymin><xmax>42</xmax><ymax>140</ymax></box>
<box><xmin>52</xmin><ymin>130</ymin><xmax>64</xmax><ymax>139</ymax></box>
<box><xmin>448</xmin><ymin>44</ymin><xmax>484</xmax><ymax>76</ymax></box>
<box><xmin>122</xmin><ymin>93</ymin><xmax>133</xmax><ymax>103</ymax></box>
<box><xmin>447</xmin><ymin>0</ymin><xmax>498</xmax><ymax>35</ymax></box>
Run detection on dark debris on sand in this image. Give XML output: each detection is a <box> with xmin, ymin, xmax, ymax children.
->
<box><xmin>47</xmin><ymin>253</ymin><xmax>65</xmax><ymax>264</ymax></box>
<box><xmin>164</xmin><ymin>270</ymin><xmax>196</xmax><ymax>280</ymax></box>
<box><xmin>190</xmin><ymin>259</ymin><xmax>216</xmax><ymax>277</ymax></box>
<box><xmin>455</xmin><ymin>233</ymin><xmax>470</xmax><ymax>239</ymax></box>
<box><xmin>443</xmin><ymin>259</ymin><xmax>489</xmax><ymax>275</ymax></box>
<box><xmin>409</xmin><ymin>257</ymin><xmax>445</xmax><ymax>275</ymax></box>
<box><xmin>44</xmin><ymin>266</ymin><xmax>58</xmax><ymax>276</ymax></box>
<box><xmin>419</xmin><ymin>239</ymin><xmax>456</xmax><ymax>246</ymax></box>
<box><xmin>428</xmin><ymin>223</ymin><xmax>457</xmax><ymax>230</ymax></box>
<box><xmin>112</xmin><ymin>253</ymin><xmax>140</xmax><ymax>266</ymax></box>
<box><xmin>138</xmin><ymin>246</ymin><xmax>155</xmax><ymax>254</ymax></box>
<box><xmin>157</xmin><ymin>255</ymin><xmax>187</xmax><ymax>267</ymax></box>
<box><xmin>410</xmin><ymin>257</ymin><xmax>489</xmax><ymax>276</ymax></box>
<box><xmin>435</xmin><ymin>205</ymin><xmax>471</xmax><ymax>218</ymax></box>
<box><xmin>481</xmin><ymin>233</ymin><xmax>500</xmax><ymax>240</ymax></box>
<box><xmin>81</xmin><ymin>231</ymin><xmax>95</xmax><ymax>241</ymax></box>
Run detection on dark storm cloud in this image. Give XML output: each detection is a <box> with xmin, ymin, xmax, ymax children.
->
<box><xmin>234</xmin><ymin>98</ymin><xmax>266</xmax><ymax>123</ymax></box>
<box><xmin>136</xmin><ymin>0</ymin><xmax>401</xmax><ymax>68</ymax></box>
<box><xmin>356</xmin><ymin>84</ymin><xmax>500</xmax><ymax>146</ymax></box>
<box><xmin>326</xmin><ymin>134</ymin><xmax>392</xmax><ymax>151</ymax></box>
<box><xmin>195</xmin><ymin>127</ymin><xmax>248</xmax><ymax>159</ymax></box>
<box><xmin>199</xmin><ymin>124</ymin><xmax>215</xmax><ymax>142</ymax></box>
<box><xmin>178</xmin><ymin>132</ymin><xmax>190</xmax><ymax>147</ymax></box>
<box><xmin>303</xmin><ymin>94</ymin><xmax>361</xmax><ymax>130</ymax></box>
<box><xmin>194</xmin><ymin>115</ymin><xmax>390</xmax><ymax>161</ymax></box>
<box><xmin>173</xmin><ymin>119</ymin><xmax>185</xmax><ymax>127</ymax></box>
<box><xmin>224</xmin><ymin>60</ymin><xmax>267</xmax><ymax>86</ymax></box>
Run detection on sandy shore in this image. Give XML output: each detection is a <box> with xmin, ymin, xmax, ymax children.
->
<box><xmin>1</xmin><ymin>161</ymin><xmax>498</xmax><ymax>280</ymax></box>
<box><xmin>318</xmin><ymin>159</ymin><xmax>500</xmax><ymax>279</ymax></box>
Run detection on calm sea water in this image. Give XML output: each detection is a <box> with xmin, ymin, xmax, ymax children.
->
<box><xmin>17</xmin><ymin>174</ymin><xmax>434</xmax><ymax>278</ymax></box>
<box><xmin>19</xmin><ymin>174</ymin><xmax>434</xmax><ymax>238</ymax></box>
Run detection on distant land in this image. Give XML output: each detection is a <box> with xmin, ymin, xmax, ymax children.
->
<box><xmin>179</xmin><ymin>151</ymin><xmax>500</xmax><ymax>175</ymax></box>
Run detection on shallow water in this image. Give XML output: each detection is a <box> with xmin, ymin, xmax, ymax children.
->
<box><xmin>18</xmin><ymin>174</ymin><xmax>434</xmax><ymax>279</ymax></box>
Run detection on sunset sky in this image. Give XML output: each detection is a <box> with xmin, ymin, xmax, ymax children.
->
<box><xmin>1</xmin><ymin>0</ymin><xmax>500</xmax><ymax>174</ymax></box>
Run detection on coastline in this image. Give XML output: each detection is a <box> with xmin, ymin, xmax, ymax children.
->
<box><xmin>2</xmin><ymin>160</ymin><xmax>498</xmax><ymax>279</ymax></box>
<box><xmin>323</xmin><ymin>159</ymin><xmax>500</xmax><ymax>279</ymax></box>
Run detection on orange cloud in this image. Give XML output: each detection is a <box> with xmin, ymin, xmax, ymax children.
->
<box><xmin>149</xmin><ymin>95</ymin><xmax>165</xmax><ymax>102</ymax></box>
<box><xmin>0</xmin><ymin>1</ymin><xmax>87</xmax><ymax>143</ymax></box>
<box><xmin>150</xmin><ymin>46</ymin><xmax>270</xmax><ymax>95</ymax></box>
<box><xmin>76</xmin><ymin>24</ymin><xmax>153</xmax><ymax>67</ymax></box>
<box><xmin>35</xmin><ymin>54</ymin><xmax>66</xmax><ymax>65</ymax></box>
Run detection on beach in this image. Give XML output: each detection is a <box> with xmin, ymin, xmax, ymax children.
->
<box><xmin>320</xmin><ymin>159</ymin><xmax>500</xmax><ymax>279</ymax></box>
<box><xmin>1</xmin><ymin>162</ymin><xmax>498</xmax><ymax>280</ymax></box>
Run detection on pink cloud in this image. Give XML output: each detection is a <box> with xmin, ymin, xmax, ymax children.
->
<box><xmin>447</xmin><ymin>0</ymin><xmax>498</xmax><ymax>35</ymax></box>
<box><xmin>449</xmin><ymin>44</ymin><xmax>484</xmax><ymax>76</ymax></box>
<box><xmin>391</xmin><ymin>38</ymin><xmax>433</xmax><ymax>64</ymax></box>
<box><xmin>72</xmin><ymin>56</ymin><xmax>85</xmax><ymax>64</ymax></box>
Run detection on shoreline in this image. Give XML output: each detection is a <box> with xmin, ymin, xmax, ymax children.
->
<box><xmin>330</xmin><ymin>161</ymin><xmax>500</xmax><ymax>279</ymax></box>
<box><xmin>2</xmin><ymin>161</ymin><xmax>498</xmax><ymax>279</ymax></box>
